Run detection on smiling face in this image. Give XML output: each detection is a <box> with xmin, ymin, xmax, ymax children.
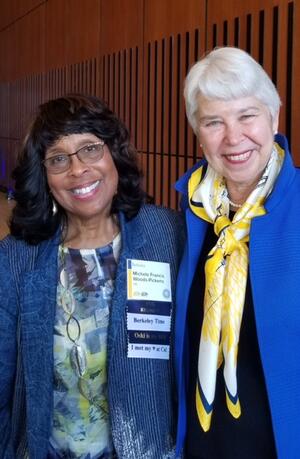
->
<box><xmin>196</xmin><ymin>95</ymin><xmax>279</xmax><ymax>199</ymax></box>
<box><xmin>45</xmin><ymin>133</ymin><xmax>118</xmax><ymax>224</ymax></box>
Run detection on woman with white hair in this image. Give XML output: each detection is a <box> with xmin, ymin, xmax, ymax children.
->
<box><xmin>175</xmin><ymin>47</ymin><xmax>300</xmax><ymax>458</ymax></box>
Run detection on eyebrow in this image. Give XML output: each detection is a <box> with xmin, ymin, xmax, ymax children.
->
<box><xmin>238</xmin><ymin>106</ymin><xmax>261</xmax><ymax>113</ymax></box>
<box><xmin>198</xmin><ymin>106</ymin><xmax>261</xmax><ymax>123</ymax></box>
<box><xmin>198</xmin><ymin>115</ymin><xmax>220</xmax><ymax>123</ymax></box>
<box><xmin>46</xmin><ymin>139</ymin><xmax>99</xmax><ymax>156</ymax></box>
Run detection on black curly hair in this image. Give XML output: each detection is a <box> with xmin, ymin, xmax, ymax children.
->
<box><xmin>10</xmin><ymin>94</ymin><xmax>147</xmax><ymax>244</ymax></box>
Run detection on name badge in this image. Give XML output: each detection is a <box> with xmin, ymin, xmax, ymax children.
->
<box><xmin>126</xmin><ymin>259</ymin><xmax>172</xmax><ymax>360</ymax></box>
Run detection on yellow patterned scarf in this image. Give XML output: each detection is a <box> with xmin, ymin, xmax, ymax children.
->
<box><xmin>189</xmin><ymin>143</ymin><xmax>284</xmax><ymax>432</ymax></box>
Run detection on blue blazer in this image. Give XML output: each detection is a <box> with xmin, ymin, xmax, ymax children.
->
<box><xmin>0</xmin><ymin>205</ymin><xmax>185</xmax><ymax>459</ymax></box>
<box><xmin>175</xmin><ymin>134</ymin><xmax>300</xmax><ymax>459</ymax></box>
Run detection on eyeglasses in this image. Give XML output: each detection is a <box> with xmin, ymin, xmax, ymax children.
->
<box><xmin>43</xmin><ymin>140</ymin><xmax>105</xmax><ymax>174</ymax></box>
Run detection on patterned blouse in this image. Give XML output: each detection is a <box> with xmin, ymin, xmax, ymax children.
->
<box><xmin>49</xmin><ymin>234</ymin><xmax>121</xmax><ymax>459</ymax></box>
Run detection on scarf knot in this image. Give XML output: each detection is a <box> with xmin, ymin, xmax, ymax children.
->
<box><xmin>214</xmin><ymin>215</ymin><xmax>247</xmax><ymax>259</ymax></box>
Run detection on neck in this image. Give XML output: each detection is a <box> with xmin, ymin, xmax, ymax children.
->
<box><xmin>226</xmin><ymin>181</ymin><xmax>257</xmax><ymax>208</ymax></box>
<box><xmin>64</xmin><ymin>213</ymin><xmax>119</xmax><ymax>249</ymax></box>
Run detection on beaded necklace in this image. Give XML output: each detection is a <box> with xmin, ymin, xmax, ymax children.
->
<box><xmin>228</xmin><ymin>198</ymin><xmax>243</xmax><ymax>208</ymax></box>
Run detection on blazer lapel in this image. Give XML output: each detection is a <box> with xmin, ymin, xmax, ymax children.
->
<box><xmin>175</xmin><ymin>207</ymin><xmax>208</xmax><ymax>451</ymax></box>
<box><xmin>107</xmin><ymin>212</ymin><xmax>146</xmax><ymax>364</ymax></box>
<box><xmin>176</xmin><ymin>207</ymin><xmax>208</xmax><ymax>349</ymax></box>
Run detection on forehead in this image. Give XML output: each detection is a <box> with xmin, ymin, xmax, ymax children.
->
<box><xmin>197</xmin><ymin>95</ymin><xmax>268</xmax><ymax>119</ymax></box>
<box><xmin>47</xmin><ymin>133</ymin><xmax>100</xmax><ymax>153</ymax></box>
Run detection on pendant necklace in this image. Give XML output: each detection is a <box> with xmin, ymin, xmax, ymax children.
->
<box><xmin>59</xmin><ymin>246</ymin><xmax>87</xmax><ymax>377</ymax></box>
<box><xmin>58</xmin><ymin>235</ymin><xmax>119</xmax><ymax>415</ymax></box>
<box><xmin>59</xmin><ymin>245</ymin><xmax>108</xmax><ymax>414</ymax></box>
<box><xmin>59</xmin><ymin>224</ymin><xmax>120</xmax><ymax>375</ymax></box>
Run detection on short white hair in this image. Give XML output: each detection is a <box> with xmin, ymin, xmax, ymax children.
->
<box><xmin>184</xmin><ymin>47</ymin><xmax>281</xmax><ymax>135</ymax></box>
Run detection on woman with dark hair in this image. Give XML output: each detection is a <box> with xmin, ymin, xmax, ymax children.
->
<box><xmin>0</xmin><ymin>95</ymin><xmax>185</xmax><ymax>458</ymax></box>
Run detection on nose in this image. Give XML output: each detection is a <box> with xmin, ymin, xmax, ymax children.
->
<box><xmin>68</xmin><ymin>155</ymin><xmax>89</xmax><ymax>176</ymax></box>
<box><xmin>224</xmin><ymin>122</ymin><xmax>244</xmax><ymax>145</ymax></box>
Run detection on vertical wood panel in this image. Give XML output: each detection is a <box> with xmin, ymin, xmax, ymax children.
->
<box><xmin>45</xmin><ymin>0</ymin><xmax>68</xmax><ymax>69</ymax></box>
<box><xmin>99</xmin><ymin>0</ymin><xmax>143</xmax><ymax>54</ymax></box>
<box><xmin>124</xmin><ymin>50</ymin><xmax>131</xmax><ymax>132</ymax></box>
<box><xmin>155</xmin><ymin>40</ymin><xmax>163</xmax><ymax>204</ymax></box>
<box><xmin>144</xmin><ymin>0</ymin><xmax>204</xmax><ymax>41</ymax></box>
<box><xmin>276</xmin><ymin>4</ymin><xmax>288</xmax><ymax>134</ymax></box>
<box><xmin>16</xmin><ymin>4</ymin><xmax>45</xmax><ymax>78</ymax></box>
<box><xmin>133</xmin><ymin>47</ymin><xmax>143</xmax><ymax>150</ymax></box>
<box><xmin>0</xmin><ymin>2</ymin><xmax>11</xmax><ymax>31</ymax></box>
<box><xmin>291</xmin><ymin>1</ymin><xmax>300</xmax><ymax>159</ymax></box>
<box><xmin>0</xmin><ymin>0</ymin><xmax>45</xmax><ymax>31</ymax></box>
<box><xmin>66</xmin><ymin>0</ymin><xmax>100</xmax><ymax>64</ymax></box>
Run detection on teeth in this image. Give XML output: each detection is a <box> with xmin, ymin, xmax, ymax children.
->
<box><xmin>227</xmin><ymin>151</ymin><xmax>251</xmax><ymax>162</ymax></box>
<box><xmin>72</xmin><ymin>180</ymin><xmax>99</xmax><ymax>195</ymax></box>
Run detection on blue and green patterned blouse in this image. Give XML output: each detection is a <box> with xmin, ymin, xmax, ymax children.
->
<box><xmin>49</xmin><ymin>234</ymin><xmax>121</xmax><ymax>458</ymax></box>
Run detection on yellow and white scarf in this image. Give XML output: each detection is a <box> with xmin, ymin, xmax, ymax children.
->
<box><xmin>189</xmin><ymin>143</ymin><xmax>284</xmax><ymax>432</ymax></box>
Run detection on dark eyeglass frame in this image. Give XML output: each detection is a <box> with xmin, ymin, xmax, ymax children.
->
<box><xmin>43</xmin><ymin>140</ymin><xmax>105</xmax><ymax>174</ymax></box>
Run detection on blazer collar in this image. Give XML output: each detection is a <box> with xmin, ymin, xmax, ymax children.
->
<box><xmin>264</xmin><ymin>133</ymin><xmax>296</xmax><ymax>212</ymax></box>
<box><xmin>106</xmin><ymin>209</ymin><xmax>147</xmax><ymax>364</ymax></box>
<box><xmin>118</xmin><ymin>210</ymin><xmax>147</xmax><ymax>251</ymax></box>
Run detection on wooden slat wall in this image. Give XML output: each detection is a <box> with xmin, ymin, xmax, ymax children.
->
<box><xmin>142</xmin><ymin>0</ymin><xmax>205</xmax><ymax>206</ymax></box>
<box><xmin>0</xmin><ymin>0</ymin><xmax>298</xmax><ymax>208</ymax></box>
<box><xmin>141</xmin><ymin>30</ymin><xmax>205</xmax><ymax>208</ymax></box>
<box><xmin>99</xmin><ymin>47</ymin><xmax>142</xmax><ymax>152</ymax></box>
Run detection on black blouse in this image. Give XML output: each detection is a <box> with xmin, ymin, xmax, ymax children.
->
<box><xmin>185</xmin><ymin>223</ymin><xmax>277</xmax><ymax>459</ymax></box>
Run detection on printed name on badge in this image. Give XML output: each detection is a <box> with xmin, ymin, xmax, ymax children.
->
<box><xmin>126</xmin><ymin>259</ymin><xmax>172</xmax><ymax>360</ymax></box>
<box><xmin>127</xmin><ymin>259</ymin><xmax>171</xmax><ymax>302</ymax></box>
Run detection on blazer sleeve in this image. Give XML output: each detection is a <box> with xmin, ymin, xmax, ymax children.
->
<box><xmin>0</xmin><ymin>245</ymin><xmax>18</xmax><ymax>457</ymax></box>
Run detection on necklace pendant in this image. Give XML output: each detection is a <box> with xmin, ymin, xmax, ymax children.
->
<box><xmin>70</xmin><ymin>343</ymin><xmax>87</xmax><ymax>377</ymax></box>
<box><xmin>60</xmin><ymin>267</ymin><xmax>68</xmax><ymax>288</ymax></box>
<box><xmin>61</xmin><ymin>288</ymin><xmax>76</xmax><ymax>315</ymax></box>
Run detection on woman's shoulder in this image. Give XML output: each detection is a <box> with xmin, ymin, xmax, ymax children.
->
<box><xmin>0</xmin><ymin>236</ymin><xmax>20</xmax><ymax>286</ymax></box>
<box><xmin>0</xmin><ymin>234</ymin><xmax>46</xmax><ymax>275</ymax></box>
<box><xmin>0</xmin><ymin>234</ymin><xmax>36</xmax><ymax>254</ymax></box>
<box><xmin>136</xmin><ymin>204</ymin><xmax>185</xmax><ymax>246</ymax></box>
<box><xmin>138</xmin><ymin>203</ymin><xmax>183</xmax><ymax>224</ymax></box>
